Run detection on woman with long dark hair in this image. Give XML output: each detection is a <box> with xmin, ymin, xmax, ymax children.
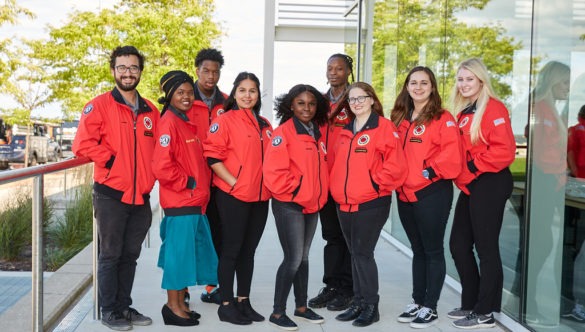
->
<box><xmin>203</xmin><ymin>72</ymin><xmax>273</xmax><ymax>326</ymax></box>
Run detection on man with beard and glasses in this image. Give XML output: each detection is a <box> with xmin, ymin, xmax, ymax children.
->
<box><xmin>73</xmin><ymin>45</ymin><xmax>160</xmax><ymax>331</ymax></box>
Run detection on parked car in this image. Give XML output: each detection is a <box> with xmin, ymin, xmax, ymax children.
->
<box><xmin>48</xmin><ymin>139</ymin><xmax>62</xmax><ymax>162</ymax></box>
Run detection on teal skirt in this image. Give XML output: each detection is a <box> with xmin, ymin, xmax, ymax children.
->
<box><xmin>157</xmin><ymin>214</ymin><xmax>218</xmax><ymax>290</ymax></box>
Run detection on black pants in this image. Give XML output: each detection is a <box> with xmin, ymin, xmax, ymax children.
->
<box><xmin>449</xmin><ymin>168</ymin><xmax>512</xmax><ymax>315</ymax></box>
<box><xmin>338</xmin><ymin>201</ymin><xmax>390</xmax><ymax>305</ymax></box>
<box><xmin>318</xmin><ymin>196</ymin><xmax>353</xmax><ymax>294</ymax></box>
<box><xmin>93</xmin><ymin>191</ymin><xmax>152</xmax><ymax>313</ymax></box>
<box><xmin>215</xmin><ymin>189</ymin><xmax>268</xmax><ymax>302</ymax></box>
<box><xmin>398</xmin><ymin>182</ymin><xmax>453</xmax><ymax>310</ymax></box>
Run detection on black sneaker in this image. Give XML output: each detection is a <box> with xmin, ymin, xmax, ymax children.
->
<box><xmin>447</xmin><ymin>307</ymin><xmax>472</xmax><ymax>319</ymax></box>
<box><xmin>201</xmin><ymin>288</ymin><xmax>221</xmax><ymax>304</ymax></box>
<box><xmin>122</xmin><ymin>307</ymin><xmax>152</xmax><ymax>326</ymax></box>
<box><xmin>269</xmin><ymin>313</ymin><xmax>298</xmax><ymax>331</ymax></box>
<box><xmin>326</xmin><ymin>293</ymin><xmax>352</xmax><ymax>311</ymax></box>
<box><xmin>397</xmin><ymin>301</ymin><xmax>421</xmax><ymax>323</ymax></box>
<box><xmin>452</xmin><ymin>312</ymin><xmax>495</xmax><ymax>329</ymax></box>
<box><xmin>294</xmin><ymin>308</ymin><xmax>324</xmax><ymax>324</ymax></box>
<box><xmin>101</xmin><ymin>311</ymin><xmax>132</xmax><ymax>331</ymax></box>
<box><xmin>308</xmin><ymin>287</ymin><xmax>337</xmax><ymax>308</ymax></box>
<box><xmin>410</xmin><ymin>307</ymin><xmax>438</xmax><ymax>329</ymax></box>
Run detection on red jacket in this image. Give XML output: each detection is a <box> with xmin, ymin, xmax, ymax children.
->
<box><xmin>319</xmin><ymin>101</ymin><xmax>351</xmax><ymax>172</ymax></box>
<box><xmin>187</xmin><ymin>85</ymin><xmax>227</xmax><ymax>141</ymax></box>
<box><xmin>263</xmin><ymin>117</ymin><xmax>329</xmax><ymax>213</ymax></box>
<box><xmin>152</xmin><ymin>108</ymin><xmax>211</xmax><ymax>214</ymax></box>
<box><xmin>330</xmin><ymin>113</ymin><xmax>407</xmax><ymax>212</ymax></box>
<box><xmin>203</xmin><ymin>108</ymin><xmax>273</xmax><ymax>202</ymax></box>
<box><xmin>454</xmin><ymin>98</ymin><xmax>515</xmax><ymax>194</ymax></box>
<box><xmin>397</xmin><ymin>111</ymin><xmax>462</xmax><ymax>202</ymax></box>
<box><xmin>568</xmin><ymin>118</ymin><xmax>585</xmax><ymax>178</ymax></box>
<box><xmin>73</xmin><ymin>88</ymin><xmax>159</xmax><ymax>205</ymax></box>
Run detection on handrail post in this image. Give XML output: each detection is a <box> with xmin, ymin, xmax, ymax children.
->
<box><xmin>93</xmin><ymin>213</ymin><xmax>100</xmax><ymax>320</ymax></box>
<box><xmin>32</xmin><ymin>175</ymin><xmax>44</xmax><ymax>332</ymax></box>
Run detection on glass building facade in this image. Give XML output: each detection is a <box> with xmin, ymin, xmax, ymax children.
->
<box><xmin>344</xmin><ymin>0</ymin><xmax>585</xmax><ymax>330</ymax></box>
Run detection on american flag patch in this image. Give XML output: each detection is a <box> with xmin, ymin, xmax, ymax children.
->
<box><xmin>446</xmin><ymin>121</ymin><xmax>455</xmax><ymax>127</ymax></box>
<box><xmin>393</xmin><ymin>132</ymin><xmax>399</xmax><ymax>138</ymax></box>
<box><xmin>493</xmin><ymin>118</ymin><xmax>505</xmax><ymax>126</ymax></box>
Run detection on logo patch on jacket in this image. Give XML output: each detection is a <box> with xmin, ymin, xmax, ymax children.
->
<box><xmin>217</xmin><ymin>109</ymin><xmax>225</xmax><ymax>116</ymax></box>
<box><xmin>357</xmin><ymin>134</ymin><xmax>370</xmax><ymax>146</ymax></box>
<box><xmin>272</xmin><ymin>136</ymin><xmax>283</xmax><ymax>146</ymax></box>
<box><xmin>83</xmin><ymin>104</ymin><xmax>93</xmax><ymax>115</ymax></box>
<box><xmin>459</xmin><ymin>117</ymin><xmax>469</xmax><ymax>128</ymax></box>
<box><xmin>210</xmin><ymin>123</ymin><xmax>219</xmax><ymax>133</ymax></box>
<box><xmin>143</xmin><ymin>117</ymin><xmax>153</xmax><ymax>130</ymax></box>
<box><xmin>159</xmin><ymin>134</ymin><xmax>171</xmax><ymax>147</ymax></box>
<box><xmin>337</xmin><ymin>109</ymin><xmax>348</xmax><ymax>121</ymax></box>
<box><xmin>493</xmin><ymin>118</ymin><xmax>505</xmax><ymax>126</ymax></box>
<box><xmin>413</xmin><ymin>125</ymin><xmax>425</xmax><ymax>136</ymax></box>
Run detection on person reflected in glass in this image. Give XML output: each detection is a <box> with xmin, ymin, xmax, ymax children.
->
<box><xmin>152</xmin><ymin>70</ymin><xmax>217</xmax><ymax>326</ymax></box>
<box><xmin>448</xmin><ymin>58</ymin><xmax>516</xmax><ymax>329</ymax></box>
<box><xmin>309</xmin><ymin>53</ymin><xmax>355</xmax><ymax>311</ymax></box>
<box><xmin>330</xmin><ymin>82</ymin><xmax>407</xmax><ymax>327</ymax></box>
<box><xmin>203</xmin><ymin>72</ymin><xmax>273</xmax><ymax>326</ymax></box>
<box><xmin>263</xmin><ymin>84</ymin><xmax>330</xmax><ymax>330</ymax></box>
<box><xmin>391</xmin><ymin>66</ymin><xmax>462</xmax><ymax>328</ymax></box>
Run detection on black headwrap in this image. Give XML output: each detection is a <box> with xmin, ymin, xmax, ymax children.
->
<box><xmin>158</xmin><ymin>70</ymin><xmax>195</xmax><ymax>116</ymax></box>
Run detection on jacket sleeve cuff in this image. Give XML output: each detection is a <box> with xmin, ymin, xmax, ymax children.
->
<box><xmin>207</xmin><ymin>157</ymin><xmax>221</xmax><ymax>167</ymax></box>
<box><xmin>105</xmin><ymin>155</ymin><xmax>115</xmax><ymax>169</ymax></box>
<box><xmin>426</xmin><ymin>167</ymin><xmax>437</xmax><ymax>180</ymax></box>
<box><xmin>467</xmin><ymin>160</ymin><xmax>478</xmax><ymax>173</ymax></box>
<box><xmin>186</xmin><ymin>176</ymin><xmax>196</xmax><ymax>189</ymax></box>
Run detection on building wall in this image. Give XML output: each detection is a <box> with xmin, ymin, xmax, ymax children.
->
<box><xmin>351</xmin><ymin>0</ymin><xmax>585</xmax><ymax>330</ymax></box>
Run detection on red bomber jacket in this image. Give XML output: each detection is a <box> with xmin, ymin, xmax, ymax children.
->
<box><xmin>319</xmin><ymin>100</ymin><xmax>351</xmax><ymax>172</ymax></box>
<box><xmin>454</xmin><ymin>98</ymin><xmax>516</xmax><ymax>194</ymax></box>
<box><xmin>263</xmin><ymin>117</ymin><xmax>329</xmax><ymax>214</ymax></box>
<box><xmin>397</xmin><ymin>111</ymin><xmax>462</xmax><ymax>202</ymax></box>
<box><xmin>187</xmin><ymin>85</ymin><xmax>227</xmax><ymax>141</ymax></box>
<box><xmin>73</xmin><ymin>87</ymin><xmax>159</xmax><ymax>205</ymax></box>
<box><xmin>203</xmin><ymin>108</ymin><xmax>273</xmax><ymax>202</ymax></box>
<box><xmin>330</xmin><ymin>112</ymin><xmax>407</xmax><ymax>212</ymax></box>
<box><xmin>152</xmin><ymin>107</ymin><xmax>211</xmax><ymax>214</ymax></box>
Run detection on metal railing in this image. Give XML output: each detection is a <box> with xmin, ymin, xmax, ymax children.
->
<box><xmin>0</xmin><ymin>157</ymin><xmax>91</xmax><ymax>332</ymax></box>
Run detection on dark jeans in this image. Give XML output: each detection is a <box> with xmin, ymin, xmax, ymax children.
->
<box><xmin>272</xmin><ymin>200</ymin><xmax>318</xmax><ymax>315</ymax></box>
<box><xmin>398</xmin><ymin>183</ymin><xmax>453</xmax><ymax>310</ymax></box>
<box><xmin>318</xmin><ymin>196</ymin><xmax>353</xmax><ymax>294</ymax></box>
<box><xmin>338</xmin><ymin>201</ymin><xmax>390</xmax><ymax>305</ymax></box>
<box><xmin>93</xmin><ymin>191</ymin><xmax>152</xmax><ymax>313</ymax></box>
<box><xmin>449</xmin><ymin>168</ymin><xmax>512</xmax><ymax>315</ymax></box>
<box><xmin>215</xmin><ymin>189</ymin><xmax>268</xmax><ymax>302</ymax></box>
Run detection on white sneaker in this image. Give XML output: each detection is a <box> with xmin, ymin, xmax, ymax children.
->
<box><xmin>410</xmin><ymin>307</ymin><xmax>438</xmax><ymax>329</ymax></box>
<box><xmin>397</xmin><ymin>301</ymin><xmax>421</xmax><ymax>323</ymax></box>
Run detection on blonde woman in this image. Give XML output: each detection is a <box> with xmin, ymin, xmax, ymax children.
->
<box><xmin>447</xmin><ymin>58</ymin><xmax>516</xmax><ymax>329</ymax></box>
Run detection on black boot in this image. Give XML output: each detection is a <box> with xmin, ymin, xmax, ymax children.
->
<box><xmin>236</xmin><ymin>298</ymin><xmax>265</xmax><ymax>322</ymax></box>
<box><xmin>353</xmin><ymin>303</ymin><xmax>379</xmax><ymax>327</ymax></box>
<box><xmin>218</xmin><ymin>301</ymin><xmax>252</xmax><ymax>325</ymax></box>
<box><xmin>335</xmin><ymin>301</ymin><xmax>362</xmax><ymax>321</ymax></box>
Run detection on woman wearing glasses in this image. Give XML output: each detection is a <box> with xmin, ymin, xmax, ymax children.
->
<box><xmin>329</xmin><ymin>82</ymin><xmax>407</xmax><ymax>327</ymax></box>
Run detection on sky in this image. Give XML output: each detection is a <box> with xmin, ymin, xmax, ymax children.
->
<box><xmin>0</xmin><ymin>0</ymin><xmax>342</xmax><ymax>121</ymax></box>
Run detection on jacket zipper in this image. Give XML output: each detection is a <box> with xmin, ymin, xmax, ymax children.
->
<box><xmin>132</xmin><ymin>115</ymin><xmax>137</xmax><ymax>205</ymax></box>
<box><xmin>343</xmin><ymin>135</ymin><xmax>356</xmax><ymax>205</ymax></box>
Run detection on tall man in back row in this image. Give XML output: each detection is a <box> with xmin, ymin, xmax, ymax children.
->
<box><xmin>73</xmin><ymin>45</ymin><xmax>160</xmax><ymax>331</ymax></box>
<box><xmin>187</xmin><ymin>48</ymin><xmax>227</xmax><ymax>305</ymax></box>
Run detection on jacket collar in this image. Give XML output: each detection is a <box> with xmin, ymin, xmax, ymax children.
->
<box><xmin>111</xmin><ymin>87</ymin><xmax>153</xmax><ymax>115</ymax></box>
<box><xmin>343</xmin><ymin>111</ymin><xmax>380</xmax><ymax>133</ymax></box>
<box><xmin>168</xmin><ymin>106</ymin><xmax>190</xmax><ymax>122</ymax></box>
<box><xmin>194</xmin><ymin>82</ymin><xmax>226</xmax><ymax>106</ymax></box>
<box><xmin>292</xmin><ymin>117</ymin><xmax>322</xmax><ymax>141</ymax></box>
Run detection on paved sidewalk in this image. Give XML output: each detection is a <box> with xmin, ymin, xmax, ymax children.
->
<box><xmin>63</xmin><ymin>210</ymin><xmax>508</xmax><ymax>332</ymax></box>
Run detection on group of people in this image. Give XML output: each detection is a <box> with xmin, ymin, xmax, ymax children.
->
<box><xmin>73</xmin><ymin>45</ymin><xmax>516</xmax><ymax>331</ymax></box>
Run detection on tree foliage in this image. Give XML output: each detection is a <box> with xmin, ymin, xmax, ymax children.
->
<box><xmin>370</xmin><ymin>0</ymin><xmax>522</xmax><ymax>109</ymax></box>
<box><xmin>27</xmin><ymin>0</ymin><xmax>222</xmax><ymax>119</ymax></box>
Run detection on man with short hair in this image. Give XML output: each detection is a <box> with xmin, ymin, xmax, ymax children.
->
<box><xmin>73</xmin><ymin>45</ymin><xmax>159</xmax><ymax>331</ymax></box>
<box><xmin>187</xmin><ymin>48</ymin><xmax>227</xmax><ymax>305</ymax></box>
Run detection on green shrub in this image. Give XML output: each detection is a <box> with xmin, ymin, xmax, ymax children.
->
<box><xmin>45</xmin><ymin>246</ymin><xmax>79</xmax><ymax>271</ymax></box>
<box><xmin>0</xmin><ymin>190</ymin><xmax>53</xmax><ymax>261</ymax></box>
<box><xmin>47</xmin><ymin>184</ymin><xmax>93</xmax><ymax>258</ymax></box>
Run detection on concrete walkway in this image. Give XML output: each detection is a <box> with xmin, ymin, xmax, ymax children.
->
<box><xmin>59</xmin><ymin>209</ymin><xmax>509</xmax><ymax>332</ymax></box>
